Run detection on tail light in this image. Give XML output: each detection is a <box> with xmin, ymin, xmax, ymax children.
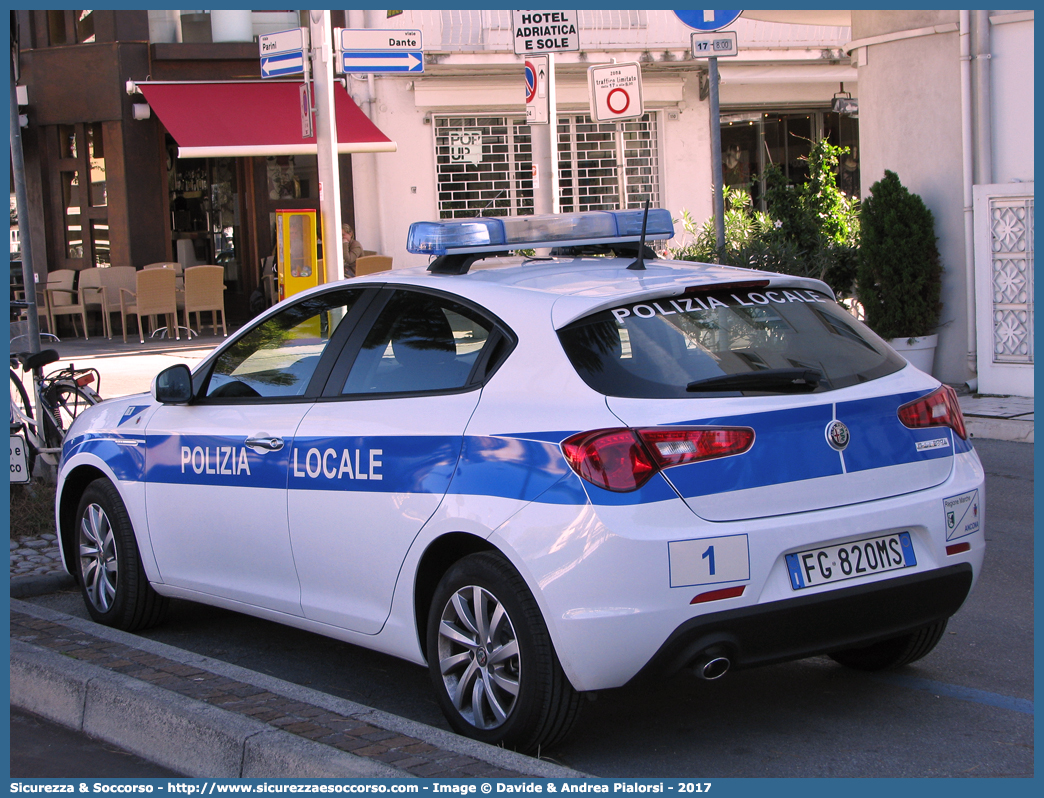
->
<box><xmin>76</xmin><ymin>373</ymin><xmax>95</xmax><ymax>387</ymax></box>
<box><xmin>561</xmin><ymin>427</ymin><xmax>754</xmax><ymax>492</ymax></box>
<box><xmin>898</xmin><ymin>385</ymin><xmax>968</xmax><ymax>440</ymax></box>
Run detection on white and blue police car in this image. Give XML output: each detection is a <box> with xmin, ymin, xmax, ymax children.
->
<box><xmin>55</xmin><ymin>208</ymin><xmax>984</xmax><ymax>753</ymax></box>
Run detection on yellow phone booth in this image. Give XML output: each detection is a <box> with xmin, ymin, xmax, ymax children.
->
<box><xmin>275</xmin><ymin>209</ymin><xmax>323</xmax><ymax>301</ymax></box>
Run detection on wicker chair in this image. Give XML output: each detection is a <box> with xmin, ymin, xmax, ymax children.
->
<box><xmin>120</xmin><ymin>267</ymin><xmax>180</xmax><ymax>343</ymax></box>
<box><xmin>182</xmin><ymin>265</ymin><xmax>228</xmax><ymax>337</ymax></box>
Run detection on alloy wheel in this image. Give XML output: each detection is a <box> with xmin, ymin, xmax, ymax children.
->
<box><xmin>79</xmin><ymin>502</ymin><xmax>118</xmax><ymax>612</ymax></box>
<box><xmin>436</xmin><ymin>584</ymin><xmax>521</xmax><ymax>730</ymax></box>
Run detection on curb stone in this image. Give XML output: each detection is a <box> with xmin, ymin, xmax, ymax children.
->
<box><xmin>10</xmin><ymin>599</ymin><xmax>586</xmax><ymax>780</ymax></box>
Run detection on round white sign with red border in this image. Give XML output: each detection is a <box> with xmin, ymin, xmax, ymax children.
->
<box><xmin>587</xmin><ymin>62</ymin><xmax>644</xmax><ymax>122</ymax></box>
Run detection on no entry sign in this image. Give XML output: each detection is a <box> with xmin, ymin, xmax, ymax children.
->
<box><xmin>587</xmin><ymin>62</ymin><xmax>644</xmax><ymax>122</ymax></box>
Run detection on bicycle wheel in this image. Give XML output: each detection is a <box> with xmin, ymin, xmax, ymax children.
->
<box><xmin>10</xmin><ymin>369</ymin><xmax>36</xmax><ymax>476</ymax></box>
<box><xmin>43</xmin><ymin>381</ymin><xmax>97</xmax><ymax>448</ymax></box>
<box><xmin>10</xmin><ymin>369</ymin><xmax>33</xmax><ymax>427</ymax></box>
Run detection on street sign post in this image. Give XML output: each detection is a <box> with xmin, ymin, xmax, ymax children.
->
<box><xmin>259</xmin><ymin>28</ymin><xmax>307</xmax><ymax>78</ymax></box>
<box><xmin>674</xmin><ymin>10</ymin><xmax>744</xmax><ymax>252</ymax></box>
<box><xmin>511</xmin><ymin>10</ymin><xmax>580</xmax><ymax>54</ymax></box>
<box><xmin>337</xmin><ymin>28</ymin><xmax>424</xmax><ymax>74</ymax></box>
<box><xmin>587</xmin><ymin>62</ymin><xmax>644</xmax><ymax>122</ymax></box>
<box><xmin>526</xmin><ymin>55</ymin><xmax>550</xmax><ymax>125</ymax></box>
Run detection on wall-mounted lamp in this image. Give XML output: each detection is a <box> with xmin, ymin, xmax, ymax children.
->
<box><xmin>132</xmin><ymin>103</ymin><xmax>152</xmax><ymax>120</ymax></box>
<box><xmin>832</xmin><ymin>83</ymin><xmax>858</xmax><ymax>117</ymax></box>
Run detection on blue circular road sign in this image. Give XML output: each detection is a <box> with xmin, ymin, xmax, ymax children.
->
<box><xmin>674</xmin><ymin>10</ymin><xmax>743</xmax><ymax>31</ymax></box>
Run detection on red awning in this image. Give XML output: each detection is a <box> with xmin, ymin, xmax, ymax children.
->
<box><xmin>137</xmin><ymin>81</ymin><xmax>396</xmax><ymax>158</ymax></box>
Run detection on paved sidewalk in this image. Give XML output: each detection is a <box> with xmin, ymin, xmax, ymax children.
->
<box><xmin>11</xmin><ymin>599</ymin><xmax>584</xmax><ymax>779</ymax></box>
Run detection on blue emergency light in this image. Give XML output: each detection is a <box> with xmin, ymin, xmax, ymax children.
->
<box><xmin>407</xmin><ymin>209</ymin><xmax>675</xmax><ymax>257</ymax></box>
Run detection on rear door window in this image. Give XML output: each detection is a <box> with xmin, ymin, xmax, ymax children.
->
<box><xmin>341</xmin><ymin>290</ymin><xmax>497</xmax><ymax>396</ymax></box>
<box><xmin>558</xmin><ymin>287</ymin><xmax>905</xmax><ymax>398</ymax></box>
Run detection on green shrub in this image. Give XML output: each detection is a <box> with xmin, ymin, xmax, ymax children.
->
<box><xmin>856</xmin><ymin>170</ymin><xmax>942</xmax><ymax>339</ymax></box>
<box><xmin>669</xmin><ymin>140</ymin><xmax>860</xmax><ymax>300</ymax></box>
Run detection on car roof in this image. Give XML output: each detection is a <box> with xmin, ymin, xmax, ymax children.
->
<box><xmin>351</xmin><ymin>256</ymin><xmax>835</xmax><ymax>329</ymax></box>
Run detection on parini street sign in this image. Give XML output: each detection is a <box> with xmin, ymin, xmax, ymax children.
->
<box><xmin>258</xmin><ymin>28</ymin><xmax>307</xmax><ymax>78</ymax></box>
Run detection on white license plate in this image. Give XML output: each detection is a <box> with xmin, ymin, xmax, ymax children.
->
<box><xmin>786</xmin><ymin>532</ymin><xmax>916</xmax><ymax>590</ymax></box>
<box><xmin>10</xmin><ymin>434</ymin><xmax>30</xmax><ymax>483</ymax></box>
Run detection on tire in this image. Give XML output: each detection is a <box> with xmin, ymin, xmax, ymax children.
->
<box><xmin>75</xmin><ymin>478</ymin><xmax>168</xmax><ymax>631</ymax></box>
<box><xmin>427</xmin><ymin>552</ymin><xmax>582</xmax><ymax>753</ymax></box>
<box><xmin>44</xmin><ymin>382</ymin><xmax>96</xmax><ymax>447</ymax></box>
<box><xmin>829</xmin><ymin>619</ymin><xmax>948</xmax><ymax>671</ymax></box>
<box><xmin>10</xmin><ymin>369</ymin><xmax>36</xmax><ymax>476</ymax></box>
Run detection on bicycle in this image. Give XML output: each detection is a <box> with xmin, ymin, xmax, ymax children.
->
<box><xmin>10</xmin><ymin>349</ymin><xmax>102</xmax><ymax>481</ymax></box>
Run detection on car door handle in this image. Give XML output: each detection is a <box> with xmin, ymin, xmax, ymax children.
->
<box><xmin>245</xmin><ymin>435</ymin><xmax>284</xmax><ymax>452</ymax></box>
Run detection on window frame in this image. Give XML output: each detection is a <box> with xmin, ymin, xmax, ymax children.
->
<box><xmin>320</xmin><ymin>286</ymin><xmax>518</xmax><ymax>402</ymax></box>
<box><xmin>192</xmin><ymin>285</ymin><xmax>380</xmax><ymax>405</ymax></box>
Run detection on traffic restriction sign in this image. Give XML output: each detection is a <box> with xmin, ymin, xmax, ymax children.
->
<box><xmin>587</xmin><ymin>62</ymin><xmax>644</xmax><ymax>122</ymax></box>
<box><xmin>526</xmin><ymin>55</ymin><xmax>549</xmax><ymax>124</ymax></box>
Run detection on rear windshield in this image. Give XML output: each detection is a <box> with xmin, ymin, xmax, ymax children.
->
<box><xmin>557</xmin><ymin>287</ymin><xmax>906</xmax><ymax>398</ymax></box>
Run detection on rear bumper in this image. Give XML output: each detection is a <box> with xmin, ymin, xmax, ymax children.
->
<box><xmin>631</xmin><ymin>562</ymin><xmax>973</xmax><ymax>683</ymax></box>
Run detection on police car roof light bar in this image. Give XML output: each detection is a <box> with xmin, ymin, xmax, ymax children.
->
<box><xmin>411</xmin><ymin>209</ymin><xmax>674</xmax><ymax>275</ymax></box>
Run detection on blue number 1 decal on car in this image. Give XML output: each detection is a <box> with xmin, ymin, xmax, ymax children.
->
<box><xmin>702</xmin><ymin>545</ymin><xmax>715</xmax><ymax>575</ymax></box>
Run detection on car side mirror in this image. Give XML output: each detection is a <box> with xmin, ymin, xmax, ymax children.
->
<box><xmin>153</xmin><ymin>364</ymin><xmax>194</xmax><ymax>404</ymax></box>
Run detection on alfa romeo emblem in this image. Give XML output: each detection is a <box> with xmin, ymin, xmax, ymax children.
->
<box><xmin>826</xmin><ymin>420</ymin><xmax>850</xmax><ymax>451</ymax></box>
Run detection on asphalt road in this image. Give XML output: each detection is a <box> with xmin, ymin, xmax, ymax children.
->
<box><xmin>10</xmin><ymin>708</ymin><xmax>181</xmax><ymax>778</ymax></box>
<box><xmin>24</xmin><ymin>438</ymin><xmax>1033</xmax><ymax>777</ymax></box>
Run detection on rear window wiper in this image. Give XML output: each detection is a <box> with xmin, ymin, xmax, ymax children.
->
<box><xmin>686</xmin><ymin>368</ymin><xmax>823</xmax><ymax>393</ymax></box>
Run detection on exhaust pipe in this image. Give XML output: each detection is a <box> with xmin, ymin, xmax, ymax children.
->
<box><xmin>692</xmin><ymin>655</ymin><xmax>731</xmax><ymax>680</ymax></box>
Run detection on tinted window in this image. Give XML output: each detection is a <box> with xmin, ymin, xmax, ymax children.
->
<box><xmin>343</xmin><ymin>291</ymin><xmax>494</xmax><ymax>395</ymax></box>
<box><xmin>558</xmin><ymin>288</ymin><xmax>905</xmax><ymax>398</ymax></box>
<box><xmin>205</xmin><ymin>289</ymin><xmax>363</xmax><ymax>399</ymax></box>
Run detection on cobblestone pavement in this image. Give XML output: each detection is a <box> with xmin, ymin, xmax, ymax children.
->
<box><xmin>11</xmin><ymin>533</ymin><xmax>67</xmax><ymax>580</ymax></box>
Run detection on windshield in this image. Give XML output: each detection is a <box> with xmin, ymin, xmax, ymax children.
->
<box><xmin>558</xmin><ymin>288</ymin><xmax>906</xmax><ymax>398</ymax></box>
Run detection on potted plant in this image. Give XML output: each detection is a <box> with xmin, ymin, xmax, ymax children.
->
<box><xmin>856</xmin><ymin>170</ymin><xmax>942</xmax><ymax>373</ymax></box>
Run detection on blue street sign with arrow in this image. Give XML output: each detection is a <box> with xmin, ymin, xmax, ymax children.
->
<box><xmin>260</xmin><ymin>50</ymin><xmax>305</xmax><ymax>78</ymax></box>
<box><xmin>674</xmin><ymin>10</ymin><xmax>742</xmax><ymax>31</ymax></box>
<box><xmin>339</xmin><ymin>51</ymin><xmax>424</xmax><ymax>73</ymax></box>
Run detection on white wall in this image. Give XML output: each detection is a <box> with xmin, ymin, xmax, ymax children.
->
<box><xmin>989</xmin><ymin>14</ymin><xmax>1034</xmax><ymax>183</ymax></box>
<box><xmin>853</xmin><ymin>10</ymin><xmax>971</xmax><ymax>385</ymax></box>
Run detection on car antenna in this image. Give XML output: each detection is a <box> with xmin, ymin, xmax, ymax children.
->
<box><xmin>627</xmin><ymin>199</ymin><xmax>650</xmax><ymax>270</ymax></box>
<box><xmin>478</xmin><ymin>188</ymin><xmax>507</xmax><ymax>217</ymax></box>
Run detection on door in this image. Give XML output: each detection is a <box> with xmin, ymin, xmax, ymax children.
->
<box><xmin>144</xmin><ymin>286</ymin><xmax>370</xmax><ymax>613</ymax></box>
<box><xmin>289</xmin><ymin>288</ymin><xmax>503</xmax><ymax>633</ymax></box>
<box><xmin>974</xmin><ymin>183</ymin><xmax>1034</xmax><ymax>397</ymax></box>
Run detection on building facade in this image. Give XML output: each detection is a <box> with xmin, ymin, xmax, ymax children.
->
<box><xmin>12</xmin><ymin>9</ymin><xmax>856</xmax><ymax>328</ymax></box>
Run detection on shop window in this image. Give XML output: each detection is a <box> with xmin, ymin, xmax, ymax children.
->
<box><xmin>433</xmin><ymin>112</ymin><xmax>662</xmax><ymax>219</ymax></box>
<box><xmin>558</xmin><ymin>113</ymin><xmax>660</xmax><ymax>213</ymax></box>
<box><xmin>434</xmin><ymin>116</ymin><xmax>533</xmax><ymax>219</ymax></box>
<box><xmin>720</xmin><ymin>109</ymin><xmax>860</xmax><ymax>210</ymax></box>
